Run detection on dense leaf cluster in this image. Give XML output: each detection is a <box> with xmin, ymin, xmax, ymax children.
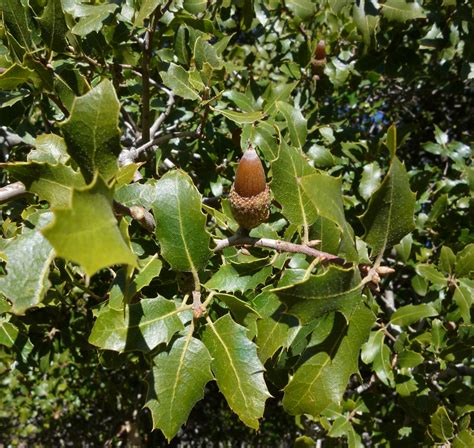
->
<box><xmin>0</xmin><ymin>0</ymin><xmax>472</xmax><ymax>445</ymax></box>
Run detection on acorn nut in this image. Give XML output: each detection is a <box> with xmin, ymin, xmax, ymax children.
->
<box><xmin>229</xmin><ymin>148</ymin><xmax>270</xmax><ymax>230</ymax></box>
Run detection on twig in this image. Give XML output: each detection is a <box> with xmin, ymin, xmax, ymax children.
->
<box><xmin>214</xmin><ymin>233</ymin><xmax>348</xmax><ymax>265</ymax></box>
<box><xmin>149</xmin><ymin>87</ymin><xmax>175</xmax><ymax>138</ymax></box>
<box><xmin>113</xmin><ymin>201</ymin><xmax>155</xmax><ymax>233</ymax></box>
<box><xmin>119</xmin><ymin>130</ymin><xmax>198</xmax><ymax>166</ymax></box>
<box><xmin>0</xmin><ymin>181</ymin><xmax>27</xmax><ymax>203</ymax></box>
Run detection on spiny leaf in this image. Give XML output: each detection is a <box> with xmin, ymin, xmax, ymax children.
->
<box><xmin>202</xmin><ymin>314</ymin><xmax>271</xmax><ymax>429</ymax></box>
<box><xmin>160</xmin><ymin>63</ymin><xmax>201</xmax><ymax>100</ymax></box>
<box><xmin>152</xmin><ymin>170</ymin><xmax>211</xmax><ymax>273</ymax></box>
<box><xmin>60</xmin><ymin>80</ymin><xmax>122</xmax><ymax>183</ymax></box>
<box><xmin>360</xmin><ymin>157</ymin><xmax>416</xmax><ymax>256</ymax></box>
<box><xmin>89</xmin><ymin>297</ymin><xmax>184</xmax><ymax>352</ymax></box>
<box><xmin>37</xmin><ymin>0</ymin><xmax>68</xmax><ymax>52</ymax></box>
<box><xmin>0</xmin><ymin>213</ymin><xmax>54</xmax><ymax>315</ymax></box>
<box><xmin>381</xmin><ymin>0</ymin><xmax>426</xmax><ymax>22</ymax></box>
<box><xmin>146</xmin><ymin>334</ymin><xmax>213</xmax><ymax>441</ymax></box>
<box><xmin>3</xmin><ymin>162</ymin><xmax>85</xmax><ymax>208</ymax></box>
<box><xmin>271</xmin><ymin>141</ymin><xmax>318</xmax><ymax>228</ymax></box>
<box><xmin>282</xmin><ymin>303</ymin><xmax>375</xmax><ymax>416</ymax></box>
<box><xmin>42</xmin><ymin>175</ymin><xmax>136</xmax><ymax>276</ymax></box>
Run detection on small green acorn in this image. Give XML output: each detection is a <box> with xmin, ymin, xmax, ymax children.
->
<box><xmin>229</xmin><ymin>148</ymin><xmax>270</xmax><ymax>230</ymax></box>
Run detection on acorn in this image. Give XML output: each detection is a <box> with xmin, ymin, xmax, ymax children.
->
<box><xmin>311</xmin><ymin>40</ymin><xmax>327</xmax><ymax>79</ymax></box>
<box><xmin>229</xmin><ymin>148</ymin><xmax>270</xmax><ymax>230</ymax></box>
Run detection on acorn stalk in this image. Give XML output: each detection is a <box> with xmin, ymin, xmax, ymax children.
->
<box><xmin>229</xmin><ymin>148</ymin><xmax>270</xmax><ymax>230</ymax></box>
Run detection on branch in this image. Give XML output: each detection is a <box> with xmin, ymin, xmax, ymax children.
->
<box><xmin>0</xmin><ymin>181</ymin><xmax>27</xmax><ymax>204</ymax></box>
<box><xmin>214</xmin><ymin>233</ymin><xmax>348</xmax><ymax>266</ymax></box>
<box><xmin>112</xmin><ymin>201</ymin><xmax>155</xmax><ymax>233</ymax></box>
<box><xmin>118</xmin><ymin>130</ymin><xmax>198</xmax><ymax>166</ymax></box>
<box><xmin>149</xmin><ymin>87</ymin><xmax>175</xmax><ymax>138</ymax></box>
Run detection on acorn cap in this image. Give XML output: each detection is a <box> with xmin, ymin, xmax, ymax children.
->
<box><xmin>229</xmin><ymin>148</ymin><xmax>270</xmax><ymax>229</ymax></box>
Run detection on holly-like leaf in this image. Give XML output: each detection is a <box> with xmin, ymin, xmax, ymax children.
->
<box><xmin>88</xmin><ymin>297</ymin><xmax>184</xmax><ymax>352</ymax></box>
<box><xmin>275</xmin><ymin>266</ymin><xmax>363</xmax><ymax>324</ymax></box>
<box><xmin>183</xmin><ymin>0</ymin><xmax>207</xmax><ymax>14</ymax></box>
<box><xmin>254</xmin><ymin>291</ymin><xmax>299</xmax><ymax>363</ymax></box>
<box><xmin>361</xmin><ymin>329</ymin><xmax>394</xmax><ymax>386</ymax></box>
<box><xmin>359</xmin><ymin>162</ymin><xmax>382</xmax><ymax>201</ymax></box>
<box><xmin>430</xmin><ymin>406</ymin><xmax>454</xmax><ymax>442</ymax></box>
<box><xmin>202</xmin><ymin>314</ymin><xmax>271</xmax><ymax>429</ymax></box>
<box><xmin>381</xmin><ymin>0</ymin><xmax>426</xmax><ymax>22</ymax></box>
<box><xmin>152</xmin><ymin>170</ymin><xmax>210</xmax><ymax>273</ymax></box>
<box><xmin>282</xmin><ymin>303</ymin><xmax>375</xmax><ymax>416</ymax></box>
<box><xmin>4</xmin><ymin>162</ymin><xmax>85</xmax><ymax>208</ymax></box>
<box><xmin>300</xmin><ymin>172</ymin><xmax>358</xmax><ymax>260</ymax></box>
<box><xmin>146</xmin><ymin>334</ymin><xmax>213</xmax><ymax>441</ymax></box>
<box><xmin>360</xmin><ymin>157</ymin><xmax>416</xmax><ymax>255</ymax></box>
<box><xmin>60</xmin><ymin>80</ymin><xmax>122</xmax><ymax>183</ymax></box>
<box><xmin>455</xmin><ymin>244</ymin><xmax>474</xmax><ymax>278</ymax></box>
<box><xmin>353</xmin><ymin>0</ymin><xmax>379</xmax><ymax>47</ymax></box>
<box><xmin>115</xmin><ymin>180</ymin><xmax>159</xmax><ymax>210</ymax></box>
<box><xmin>271</xmin><ymin>141</ymin><xmax>318</xmax><ymax>228</ymax></box>
<box><xmin>134</xmin><ymin>0</ymin><xmax>164</xmax><ymax>27</ymax></box>
<box><xmin>42</xmin><ymin>175</ymin><xmax>136</xmax><ymax>277</ymax></box>
<box><xmin>0</xmin><ymin>64</ymin><xmax>40</xmax><ymax>89</ymax></box>
<box><xmin>276</xmin><ymin>101</ymin><xmax>307</xmax><ymax>149</ymax></box>
<box><xmin>250</xmin><ymin>121</ymin><xmax>279</xmax><ymax>161</ymax></box>
<box><xmin>0</xmin><ymin>0</ymin><xmax>35</xmax><ymax>50</ymax></box>
<box><xmin>389</xmin><ymin>303</ymin><xmax>438</xmax><ymax>327</ymax></box>
<box><xmin>453</xmin><ymin>281</ymin><xmax>472</xmax><ymax>324</ymax></box>
<box><xmin>263</xmin><ymin>82</ymin><xmax>297</xmax><ymax>115</ymax></box>
<box><xmin>205</xmin><ymin>264</ymin><xmax>272</xmax><ymax>293</ymax></box>
<box><xmin>28</xmin><ymin>134</ymin><xmax>70</xmax><ymax>164</ymax></box>
<box><xmin>285</xmin><ymin>0</ymin><xmax>316</xmax><ymax>21</ymax></box>
<box><xmin>37</xmin><ymin>0</ymin><xmax>68</xmax><ymax>52</ymax></box>
<box><xmin>212</xmin><ymin>108</ymin><xmax>265</xmax><ymax>125</ymax></box>
<box><xmin>0</xmin><ymin>213</ymin><xmax>54</xmax><ymax>315</ymax></box>
<box><xmin>71</xmin><ymin>3</ymin><xmax>118</xmax><ymax>36</ymax></box>
<box><xmin>160</xmin><ymin>63</ymin><xmax>201</xmax><ymax>100</ymax></box>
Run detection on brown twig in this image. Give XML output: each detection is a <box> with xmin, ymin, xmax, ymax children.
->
<box><xmin>113</xmin><ymin>201</ymin><xmax>155</xmax><ymax>233</ymax></box>
<box><xmin>214</xmin><ymin>233</ymin><xmax>348</xmax><ymax>266</ymax></box>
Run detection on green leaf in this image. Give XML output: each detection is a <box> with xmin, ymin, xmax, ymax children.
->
<box><xmin>212</xmin><ymin>108</ymin><xmax>265</xmax><ymax>125</ymax></box>
<box><xmin>271</xmin><ymin>141</ymin><xmax>318</xmax><ymax>228</ymax></box>
<box><xmin>386</xmin><ymin>124</ymin><xmax>397</xmax><ymax>159</ymax></box>
<box><xmin>215</xmin><ymin>293</ymin><xmax>261</xmax><ymax>324</ymax></box>
<box><xmin>285</xmin><ymin>0</ymin><xmax>316</xmax><ymax>21</ymax></box>
<box><xmin>223</xmin><ymin>90</ymin><xmax>256</xmax><ymax>113</ymax></box>
<box><xmin>381</xmin><ymin>0</ymin><xmax>426</xmax><ymax>22</ymax></box>
<box><xmin>42</xmin><ymin>175</ymin><xmax>137</xmax><ymax>277</ymax></box>
<box><xmin>71</xmin><ymin>4</ymin><xmax>118</xmax><ymax>36</ymax></box>
<box><xmin>300</xmin><ymin>171</ymin><xmax>358</xmax><ymax>260</ymax></box>
<box><xmin>361</xmin><ymin>329</ymin><xmax>394</xmax><ymax>386</ymax></box>
<box><xmin>276</xmin><ymin>101</ymin><xmax>307</xmax><ymax>149</ymax></box>
<box><xmin>146</xmin><ymin>334</ymin><xmax>213</xmax><ymax>441</ymax></box>
<box><xmin>135</xmin><ymin>0</ymin><xmax>164</xmax><ymax>27</ymax></box>
<box><xmin>61</xmin><ymin>79</ymin><xmax>122</xmax><ymax>183</ymax></box>
<box><xmin>310</xmin><ymin>217</ymin><xmax>341</xmax><ymax>255</ymax></box>
<box><xmin>397</xmin><ymin>349</ymin><xmax>424</xmax><ymax>368</ymax></box>
<box><xmin>202</xmin><ymin>314</ymin><xmax>271</xmax><ymax>429</ymax></box>
<box><xmin>360</xmin><ymin>157</ymin><xmax>416</xmax><ymax>255</ymax></box>
<box><xmin>193</xmin><ymin>36</ymin><xmax>223</xmax><ymax>70</ymax></box>
<box><xmin>353</xmin><ymin>0</ymin><xmax>379</xmax><ymax>47</ymax></box>
<box><xmin>390</xmin><ymin>303</ymin><xmax>438</xmax><ymax>326</ymax></box>
<box><xmin>0</xmin><ymin>320</ymin><xmax>18</xmax><ymax>348</ymax></box>
<box><xmin>152</xmin><ymin>170</ymin><xmax>210</xmax><ymax>273</ymax></box>
<box><xmin>250</xmin><ymin>121</ymin><xmax>279</xmax><ymax>161</ymax></box>
<box><xmin>416</xmin><ymin>264</ymin><xmax>447</xmax><ymax>288</ymax></box>
<box><xmin>0</xmin><ymin>213</ymin><xmax>54</xmax><ymax>315</ymax></box>
<box><xmin>115</xmin><ymin>180</ymin><xmax>159</xmax><ymax>210</ymax></box>
<box><xmin>439</xmin><ymin>246</ymin><xmax>456</xmax><ymax>275</ymax></box>
<box><xmin>37</xmin><ymin>0</ymin><xmax>68</xmax><ymax>52</ymax></box>
<box><xmin>0</xmin><ymin>64</ymin><xmax>40</xmax><ymax>89</ymax></box>
<box><xmin>263</xmin><ymin>82</ymin><xmax>297</xmax><ymax>115</ymax></box>
<box><xmin>254</xmin><ymin>291</ymin><xmax>299</xmax><ymax>363</ymax></box>
<box><xmin>453</xmin><ymin>281</ymin><xmax>472</xmax><ymax>324</ymax></box>
<box><xmin>0</xmin><ymin>319</ymin><xmax>33</xmax><ymax>362</ymax></box>
<box><xmin>183</xmin><ymin>0</ymin><xmax>207</xmax><ymax>14</ymax></box>
<box><xmin>359</xmin><ymin>162</ymin><xmax>382</xmax><ymax>201</ymax></box>
<box><xmin>0</xmin><ymin>0</ymin><xmax>35</xmax><ymax>50</ymax></box>
<box><xmin>205</xmin><ymin>264</ymin><xmax>272</xmax><ymax>294</ymax></box>
<box><xmin>430</xmin><ymin>406</ymin><xmax>454</xmax><ymax>442</ymax></box>
<box><xmin>89</xmin><ymin>297</ymin><xmax>184</xmax><ymax>352</ymax></box>
<box><xmin>453</xmin><ymin>430</ymin><xmax>474</xmax><ymax>448</ymax></box>
<box><xmin>160</xmin><ymin>63</ymin><xmax>201</xmax><ymax>100</ymax></box>
<box><xmin>455</xmin><ymin>244</ymin><xmax>474</xmax><ymax>278</ymax></box>
<box><xmin>4</xmin><ymin>162</ymin><xmax>85</xmax><ymax>208</ymax></box>
<box><xmin>275</xmin><ymin>266</ymin><xmax>363</xmax><ymax>324</ymax></box>
<box><xmin>28</xmin><ymin>134</ymin><xmax>70</xmax><ymax>164</ymax></box>
<box><xmin>282</xmin><ymin>303</ymin><xmax>375</xmax><ymax>416</ymax></box>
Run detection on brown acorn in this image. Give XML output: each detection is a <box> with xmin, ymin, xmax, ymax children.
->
<box><xmin>311</xmin><ymin>40</ymin><xmax>327</xmax><ymax>79</ymax></box>
<box><xmin>229</xmin><ymin>148</ymin><xmax>270</xmax><ymax>230</ymax></box>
